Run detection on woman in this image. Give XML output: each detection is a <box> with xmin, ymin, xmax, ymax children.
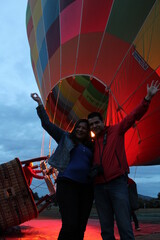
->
<box><xmin>31</xmin><ymin>93</ymin><xmax>94</xmax><ymax>240</ymax></box>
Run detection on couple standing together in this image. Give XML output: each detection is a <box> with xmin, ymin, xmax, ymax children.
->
<box><xmin>31</xmin><ymin>80</ymin><xmax>159</xmax><ymax>240</ymax></box>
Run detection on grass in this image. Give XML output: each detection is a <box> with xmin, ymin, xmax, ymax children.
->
<box><xmin>135</xmin><ymin>208</ymin><xmax>160</xmax><ymax>223</ymax></box>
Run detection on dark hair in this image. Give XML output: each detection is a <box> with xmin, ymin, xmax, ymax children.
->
<box><xmin>88</xmin><ymin>112</ymin><xmax>103</xmax><ymax>121</ymax></box>
<box><xmin>70</xmin><ymin>119</ymin><xmax>93</xmax><ymax>149</ymax></box>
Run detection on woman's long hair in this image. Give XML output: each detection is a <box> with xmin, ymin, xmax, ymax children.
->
<box><xmin>69</xmin><ymin>119</ymin><xmax>93</xmax><ymax>150</ymax></box>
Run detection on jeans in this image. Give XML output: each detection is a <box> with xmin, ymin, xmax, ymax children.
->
<box><xmin>94</xmin><ymin>175</ymin><xmax>135</xmax><ymax>240</ymax></box>
<box><xmin>56</xmin><ymin>178</ymin><xmax>94</xmax><ymax>240</ymax></box>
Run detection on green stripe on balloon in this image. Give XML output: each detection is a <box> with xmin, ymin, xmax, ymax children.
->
<box><xmin>106</xmin><ymin>0</ymin><xmax>156</xmax><ymax>43</ymax></box>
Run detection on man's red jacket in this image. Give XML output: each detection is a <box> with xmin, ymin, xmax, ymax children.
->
<box><xmin>93</xmin><ymin>99</ymin><xmax>150</xmax><ymax>184</ymax></box>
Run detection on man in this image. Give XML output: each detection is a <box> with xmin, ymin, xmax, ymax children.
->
<box><xmin>88</xmin><ymin>80</ymin><xmax>159</xmax><ymax>240</ymax></box>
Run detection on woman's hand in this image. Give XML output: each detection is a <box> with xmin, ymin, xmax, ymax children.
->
<box><xmin>31</xmin><ymin>93</ymin><xmax>43</xmax><ymax>105</ymax></box>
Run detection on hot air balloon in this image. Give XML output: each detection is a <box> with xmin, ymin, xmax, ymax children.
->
<box><xmin>26</xmin><ymin>0</ymin><xmax>160</xmax><ymax>166</ymax></box>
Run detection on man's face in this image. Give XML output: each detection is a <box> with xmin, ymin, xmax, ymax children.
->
<box><xmin>88</xmin><ymin>116</ymin><xmax>104</xmax><ymax>136</ymax></box>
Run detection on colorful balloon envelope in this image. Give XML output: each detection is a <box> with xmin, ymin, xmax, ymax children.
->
<box><xmin>26</xmin><ymin>0</ymin><xmax>160</xmax><ymax>166</ymax></box>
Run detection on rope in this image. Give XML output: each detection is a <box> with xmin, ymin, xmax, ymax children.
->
<box><xmin>91</xmin><ymin>0</ymin><xmax>115</xmax><ymax>81</ymax></box>
<box><xmin>57</xmin><ymin>0</ymin><xmax>85</xmax><ymax>128</ymax></box>
<box><xmin>74</xmin><ymin>0</ymin><xmax>84</xmax><ymax>75</ymax></box>
<box><xmin>32</xmin><ymin>182</ymin><xmax>48</xmax><ymax>191</ymax></box>
<box><xmin>41</xmin><ymin>130</ymin><xmax>45</xmax><ymax>157</ymax></box>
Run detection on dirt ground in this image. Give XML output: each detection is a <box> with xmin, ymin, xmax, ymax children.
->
<box><xmin>135</xmin><ymin>235</ymin><xmax>160</xmax><ymax>240</ymax></box>
<box><xmin>1</xmin><ymin>207</ymin><xmax>159</xmax><ymax>239</ymax></box>
<box><xmin>38</xmin><ymin>207</ymin><xmax>160</xmax><ymax>240</ymax></box>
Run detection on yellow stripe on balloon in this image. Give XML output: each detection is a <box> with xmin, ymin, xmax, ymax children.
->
<box><xmin>32</xmin><ymin>43</ymin><xmax>39</xmax><ymax>66</ymax></box>
<box><xmin>72</xmin><ymin>100</ymin><xmax>90</xmax><ymax>119</ymax></box>
<box><xmin>134</xmin><ymin>0</ymin><xmax>160</xmax><ymax>70</ymax></box>
<box><xmin>60</xmin><ymin>80</ymin><xmax>82</xmax><ymax>103</ymax></box>
<box><xmin>32</xmin><ymin>0</ymin><xmax>42</xmax><ymax>31</ymax></box>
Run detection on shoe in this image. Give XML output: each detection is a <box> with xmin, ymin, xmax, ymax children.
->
<box><xmin>135</xmin><ymin>227</ymin><xmax>141</xmax><ymax>231</ymax></box>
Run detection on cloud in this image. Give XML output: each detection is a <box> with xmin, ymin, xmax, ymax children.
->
<box><xmin>0</xmin><ymin>98</ymin><xmax>39</xmax><ymax>161</ymax></box>
<box><xmin>0</xmin><ymin>1</ymin><xmax>36</xmax><ymax>104</ymax></box>
<box><xmin>0</xmin><ymin>91</ymin><xmax>57</xmax><ymax>163</ymax></box>
<box><xmin>137</xmin><ymin>182</ymin><xmax>160</xmax><ymax>198</ymax></box>
<box><xmin>129</xmin><ymin>166</ymin><xmax>160</xmax><ymax>197</ymax></box>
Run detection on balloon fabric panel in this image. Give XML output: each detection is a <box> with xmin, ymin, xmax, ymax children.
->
<box><xmin>46</xmin><ymin>18</ymin><xmax>60</xmax><ymax>59</ymax></box>
<box><xmin>43</xmin><ymin>0</ymin><xmax>59</xmax><ymax>33</ymax></box>
<box><xmin>60</xmin><ymin>0</ymin><xmax>76</xmax><ymax>12</ymax></box>
<box><xmin>134</xmin><ymin>0</ymin><xmax>160</xmax><ymax>73</ymax></box>
<box><xmin>60</xmin><ymin>0</ymin><xmax>82</xmax><ymax>45</ymax></box>
<box><xmin>106</xmin><ymin>0</ymin><xmax>156</xmax><ymax>43</ymax></box>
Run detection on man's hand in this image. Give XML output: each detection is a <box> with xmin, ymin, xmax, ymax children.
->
<box><xmin>145</xmin><ymin>80</ymin><xmax>160</xmax><ymax>101</ymax></box>
<box><xmin>31</xmin><ymin>93</ymin><xmax>43</xmax><ymax>105</ymax></box>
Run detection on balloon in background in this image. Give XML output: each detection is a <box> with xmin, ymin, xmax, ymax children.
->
<box><xmin>26</xmin><ymin>0</ymin><xmax>160</xmax><ymax>166</ymax></box>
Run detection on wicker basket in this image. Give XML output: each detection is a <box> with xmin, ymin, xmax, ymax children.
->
<box><xmin>0</xmin><ymin>158</ymin><xmax>38</xmax><ymax>231</ymax></box>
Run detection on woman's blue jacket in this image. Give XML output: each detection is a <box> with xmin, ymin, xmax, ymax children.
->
<box><xmin>37</xmin><ymin>105</ymin><xmax>74</xmax><ymax>172</ymax></box>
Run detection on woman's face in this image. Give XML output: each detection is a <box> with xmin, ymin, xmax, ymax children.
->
<box><xmin>75</xmin><ymin>122</ymin><xmax>89</xmax><ymax>140</ymax></box>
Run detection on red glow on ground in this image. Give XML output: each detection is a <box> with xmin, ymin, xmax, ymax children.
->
<box><xmin>2</xmin><ymin>219</ymin><xmax>160</xmax><ymax>240</ymax></box>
